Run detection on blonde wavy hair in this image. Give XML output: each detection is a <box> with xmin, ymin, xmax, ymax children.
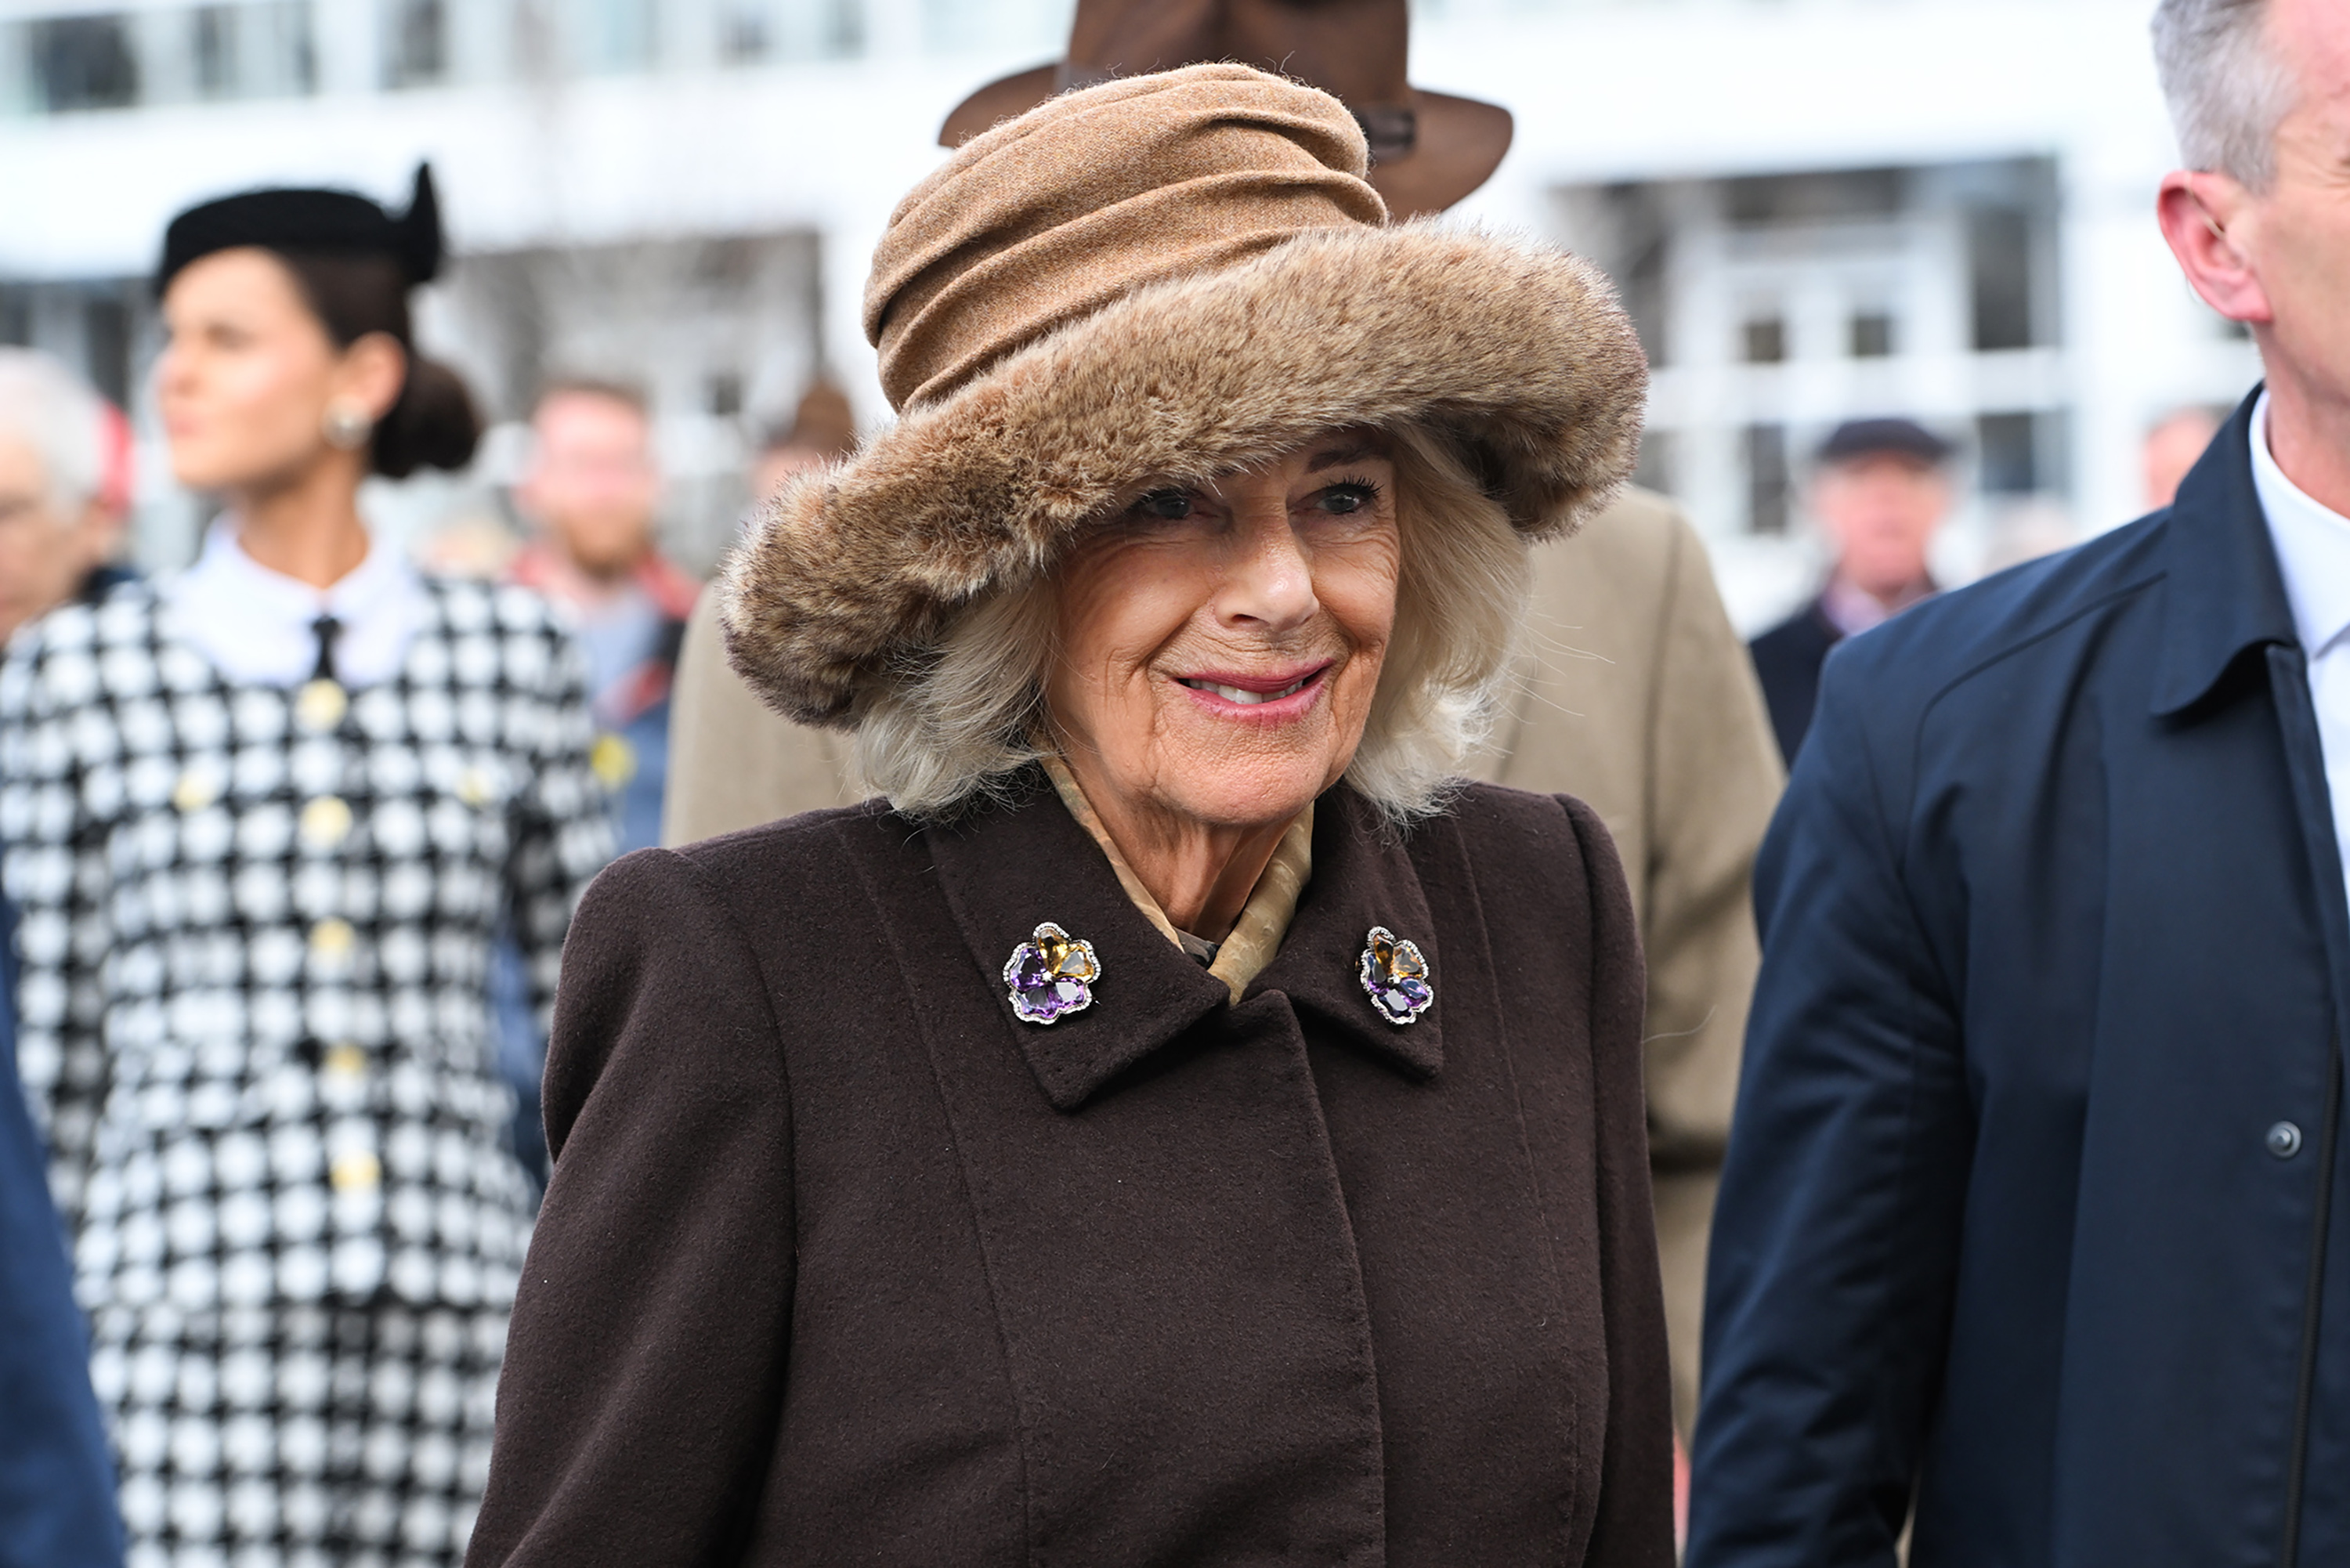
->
<box><xmin>851</xmin><ymin>422</ymin><xmax>1535</xmax><ymax>824</ymax></box>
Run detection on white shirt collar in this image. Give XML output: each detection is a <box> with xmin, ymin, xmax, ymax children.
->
<box><xmin>164</xmin><ymin>520</ymin><xmax>430</xmax><ymax>689</ymax></box>
<box><xmin>2251</xmin><ymin>391</ymin><xmax>2350</xmax><ymax>660</ymax></box>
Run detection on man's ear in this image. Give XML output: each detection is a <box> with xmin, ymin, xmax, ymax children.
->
<box><xmin>2157</xmin><ymin>170</ymin><xmax>2274</xmax><ymax>326</ymax></box>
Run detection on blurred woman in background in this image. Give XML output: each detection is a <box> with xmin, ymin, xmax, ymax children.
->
<box><xmin>0</xmin><ymin>168</ymin><xmax>611</xmax><ymax>1567</ymax></box>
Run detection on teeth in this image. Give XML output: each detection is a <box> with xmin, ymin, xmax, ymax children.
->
<box><xmin>1181</xmin><ymin>674</ymin><xmax>1312</xmax><ymax>704</ymax></box>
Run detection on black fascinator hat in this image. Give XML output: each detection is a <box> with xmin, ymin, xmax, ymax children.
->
<box><xmin>154</xmin><ymin>164</ymin><xmax>481</xmax><ymax>479</ymax></box>
<box><xmin>157</xmin><ymin>164</ymin><xmax>443</xmax><ymax>297</ymax></box>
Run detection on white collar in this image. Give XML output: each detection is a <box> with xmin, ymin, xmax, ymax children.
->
<box><xmin>2251</xmin><ymin>392</ymin><xmax>2350</xmax><ymax>660</ymax></box>
<box><xmin>164</xmin><ymin>520</ymin><xmax>430</xmax><ymax>689</ymax></box>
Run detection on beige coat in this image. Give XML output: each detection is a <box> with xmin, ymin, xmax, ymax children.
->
<box><xmin>662</xmin><ymin>485</ymin><xmax>1782</xmax><ymax>1434</ymax></box>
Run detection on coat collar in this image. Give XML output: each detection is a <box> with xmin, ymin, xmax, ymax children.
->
<box><xmin>1249</xmin><ymin>789</ymin><xmax>1444</xmax><ymax>1082</ymax></box>
<box><xmin>924</xmin><ymin>770</ymin><xmax>1443</xmax><ymax>1112</ymax></box>
<box><xmin>2151</xmin><ymin>386</ymin><xmax>2305</xmax><ymax>717</ymax></box>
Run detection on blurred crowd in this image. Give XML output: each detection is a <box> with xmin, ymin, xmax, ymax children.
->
<box><xmin>1</xmin><ymin>0</ymin><xmax>2343</xmax><ymax>1565</ymax></box>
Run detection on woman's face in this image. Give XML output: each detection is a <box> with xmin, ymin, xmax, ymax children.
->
<box><xmin>1049</xmin><ymin>432</ymin><xmax>1401</xmax><ymax>832</ymax></box>
<box><xmin>155</xmin><ymin>247</ymin><xmax>392</xmax><ymax>494</ymax></box>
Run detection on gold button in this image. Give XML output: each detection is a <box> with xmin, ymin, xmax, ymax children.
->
<box><xmin>298</xmin><ymin>796</ymin><xmax>353</xmax><ymax>849</ymax></box>
<box><xmin>172</xmin><ymin>770</ymin><xmax>219</xmax><ymax>813</ymax></box>
<box><xmin>309</xmin><ymin>919</ymin><xmax>356</xmax><ymax>960</ymax></box>
<box><xmin>295</xmin><ymin>678</ymin><xmax>348</xmax><ymax>732</ymax></box>
<box><xmin>322</xmin><ymin>1042</ymin><xmax>367</xmax><ymax>1078</ymax></box>
<box><xmin>590</xmin><ymin>732</ymin><xmax>638</xmax><ymax>791</ymax></box>
<box><xmin>455</xmin><ymin>765</ymin><xmax>495</xmax><ymax>807</ymax></box>
<box><xmin>329</xmin><ymin>1151</ymin><xmax>381</xmax><ymax>1192</ymax></box>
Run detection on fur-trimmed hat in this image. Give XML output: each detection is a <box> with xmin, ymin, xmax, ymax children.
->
<box><xmin>722</xmin><ymin>63</ymin><xmax>1647</xmax><ymax>728</ymax></box>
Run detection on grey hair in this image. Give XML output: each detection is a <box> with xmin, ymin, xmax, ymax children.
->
<box><xmin>2153</xmin><ymin>0</ymin><xmax>2295</xmax><ymax>188</ymax></box>
<box><xmin>0</xmin><ymin>349</ymin><xmax>109</xmax><ymax>518</ymax></box>
<box><xmin>852</xmin><ymin>422</ymin><xmax>1534</xmax><ymax>826</ymax></box>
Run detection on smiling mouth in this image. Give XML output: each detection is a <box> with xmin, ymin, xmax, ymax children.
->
<box><xmin>1176</xmin><ymin>670</ymin><xmax>1323</xmax><ymax>705</ymax></box>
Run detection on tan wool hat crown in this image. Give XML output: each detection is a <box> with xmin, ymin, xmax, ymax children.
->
<box><xmin>723</xmin><ymin>63</ymin><xmax>1647</xmax><ymax>728</ymax></box>
<box><xmin>871</xmin><ymin>63</ymin><xmax>1387</xmax><ymax>411</ymax></box>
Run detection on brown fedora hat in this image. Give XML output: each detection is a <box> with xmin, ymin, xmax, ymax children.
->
<box><xmin>938</xmin><ymin>0</ymin><xmax>1513</xmax><ymax>219</ymax></box>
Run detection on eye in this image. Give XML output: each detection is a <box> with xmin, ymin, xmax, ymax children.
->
<box><xmin>1315</xmin><ymin>480</ymin><xmax>1382</xmax><ymax>516</ymax></box>
<box><xmin>1132</xmin><ymin>486</ymin><xmax>1195</xmax><ymax>521</ymax></box>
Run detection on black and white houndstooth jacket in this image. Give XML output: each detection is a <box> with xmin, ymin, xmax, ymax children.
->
<box><xmin>0</xmin><ymin>576</ymin><xmax>613</xmax><ymax>1315</ymax></box>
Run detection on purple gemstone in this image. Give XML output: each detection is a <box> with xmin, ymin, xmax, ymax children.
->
<box><xmin>1010</xmin><ymin>947</ymin><xmax>1050</xmax><ymax>991</ymax></box>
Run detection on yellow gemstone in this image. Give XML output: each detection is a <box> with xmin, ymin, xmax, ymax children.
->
<box><xmin>298</xmin><ymin>795</ymin><xmax>353</xmax><ymax>849</ymax></box>
<box><xmin>455</xmin><ymin>766</ymin><xmax>495</xmax><ymax>807</ymax></box>
<box><xmin>171</xmin><ymin>770</ymin><xmax>219</xmax><ymax>813</ymax></box>
<box><xmin>309</xmin><ymin>918</ymin><xmax>356</xmax><ymax>960</ymax></box>
<box><xmin>322</xmin><ymin>1042</ymin><xmax>367</xmax><ymax>1078</ymax></box>
<box><xmin>329</xmin><ymin>1151</ymin><xmax>381</xmax><ymax>1192</ymax></box>
<box><xmin>295</xmin><ymin>678</ymin><xmax>348</xmax><ymax>732</ymax></box>
<box><xmin>590</xmin><ymin>732</ymin><xmax>638</xmax><ymax>790</ymax></box>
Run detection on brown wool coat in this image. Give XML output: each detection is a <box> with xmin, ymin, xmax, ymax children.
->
<box><xmin>472</xmin><ymin>775</ymin><xmax>1672</xmax><ymax>1567</ymax></box>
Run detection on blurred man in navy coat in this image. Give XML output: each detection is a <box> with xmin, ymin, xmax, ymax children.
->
<box><xmin>1690</xmin><ymin>2</ymin><xmax>2350</xmax><ymax>1565</ymax></box>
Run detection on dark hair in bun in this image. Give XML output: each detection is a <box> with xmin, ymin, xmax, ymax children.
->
<box><xmin>279</xmin><ymin>251</ymin><xmax>482</xmax><ymax>479</ymax></box>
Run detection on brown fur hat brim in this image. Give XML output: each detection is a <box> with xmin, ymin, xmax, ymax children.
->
<box><xmin>721</xmin><ymin>221</ymin><xmax>1647</xmax><ymax>727</ymax></box>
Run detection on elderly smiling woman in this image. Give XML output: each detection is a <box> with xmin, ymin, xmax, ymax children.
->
<box><xmin>470</xmin><ymin>64</ymin><xmax>1666</xmax><ymax>1568</ymax></box>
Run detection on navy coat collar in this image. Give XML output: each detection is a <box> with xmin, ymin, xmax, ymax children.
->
<box><xmin>926</xmin><ymin>769</ymin><xmax>1444</xmax><ymax>1111</ymax></box>
<box><xmin>2151</xmin><ymin>386</ymin><xmax>2305</xmax><ymax>717</ymax></box>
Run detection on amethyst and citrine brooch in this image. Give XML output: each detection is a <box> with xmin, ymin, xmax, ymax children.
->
<box><xmin>1359</xmin><ymin>926</ymin><xmax>1434</xmax><ymax>1025</ymax></box>
<box><xmin>1005</xmin><ymin>921</ymin><xmax>1101</xmax><ymax>1025</ymax></box>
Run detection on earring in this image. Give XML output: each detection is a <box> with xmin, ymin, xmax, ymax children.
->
<box><xmin>323</xmin><ymin>400</ymin><xmax>374</xmax><ymax>450</ymax></box>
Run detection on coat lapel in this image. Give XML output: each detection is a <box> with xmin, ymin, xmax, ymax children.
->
<box><xmin>2150</xmin><ymin>387</ymin><xmax>2303</xmax><ymax>718</ymax></box>
<box><xmin>1251</xmin><ymin>787</ymin><xmax>1445</xmax><ymax>1082</ymax></box>
<box><xmin>925</xmin><ymin>770</ymin><xmax>1229</xmax><ymax>1111</ymax></box>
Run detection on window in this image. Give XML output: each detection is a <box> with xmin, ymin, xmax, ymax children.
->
<box><xmin>85</xmin><ymin>296</ymin><xmax>130</xmax><ymax>407</ymax></box>
<box><xmin>30</xmin><ymin>16</ymin><xmax>139</xmax><ymax>111</ymax></box>
<box><xmin>1849</xmin><ymin>311</ymin><xmax>1895</xmax><ymax>358</ymax></box>
<box><xmin>1977</xmin><ymin>410</ymin><xmax>2066</xmax><ymax>496</ymax></box>
<box><xmin>1742</xmin><ymin>316</ymin><xmax>1787</xmax><ymax>365</ymax></box>
<box><xmin>193</xmin><ymin>8</ymin><xmax>235</xmax><ymax>97</ymax></box>
<box><xmin>1745</xmin><ymin>423</ymin><xmax>1790</xmax><ymax>534</ymax></box>
<box><xmin>1969</xmin><ymin>207</ymin><xmax>2037</xmax><ymax>351</ymax></box>
<box><xmin>1631</xmin><ymin>428</ymin><xmax>1676</xmax><ymax>498</ymax></box>
<box><xmin>388</xmin><ymin>0</ymin><xmax>446</xmax><ymax>87</ymax></box>
<box><xmin>721</xmin><ymin>6</ymin><xmax>770</xmax><ymax>62</ymax></box>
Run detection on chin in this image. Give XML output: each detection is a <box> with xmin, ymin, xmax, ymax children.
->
<box><xmin>1162</xmin><ymin>750</ymin><xmax>1342</xmax><ymax>829</ymax></box>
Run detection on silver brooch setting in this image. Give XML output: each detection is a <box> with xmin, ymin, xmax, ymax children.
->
<box><xmin>1359</xmin><ymin>926</ymin><xmax>1433</xmax><ymax>1025</ymax></box>
<box><xmin>1005</xmin><ymin>921</ymin><xmax>1101</xmax><ymax>1024</ymax></box>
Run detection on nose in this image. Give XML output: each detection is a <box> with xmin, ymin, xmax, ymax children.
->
<box><xmin>1214</xmin><ymin>497</ymin><xmax>1319</xmax><ymax>636</ymax></box>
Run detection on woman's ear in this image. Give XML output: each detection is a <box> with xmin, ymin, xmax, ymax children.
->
<box><xmin>335</xmin><ymin>331</ymin><xmax>411</xmax><ymax>423</ymax></box>
<box><xmin>2157</xmin><ymin>170</ymin><xmax>2275</xmax><ymax>327</ymax></box>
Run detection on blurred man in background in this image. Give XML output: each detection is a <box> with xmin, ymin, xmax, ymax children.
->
<box><xmin>1747</xmin><ymin>417</ymin><xmax>1953</xmax><ymax>764</ymax></box>
<box><xmin>748</xmin><ymin>378</ymin><xmax>857</xmax><ymax>505</ymax></box>
<box><xmin>0</xmin><ymin>349</ymin><xmax>133</xmax><ymax>644</ymax></box>
<box><xmin>510</xmin><ymin>378</ymin><xmax>699</xmax><ymax>854</ymax></box>
<box><xmin>2144</xmin><ymin>403</ymin><xmax>2225</xmax><ymax>508</ymax></box>
<box><xmin>1692</xmin><ymin>0</ymin><xmax>2350</xmax><ymax>1562</ymax></box>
